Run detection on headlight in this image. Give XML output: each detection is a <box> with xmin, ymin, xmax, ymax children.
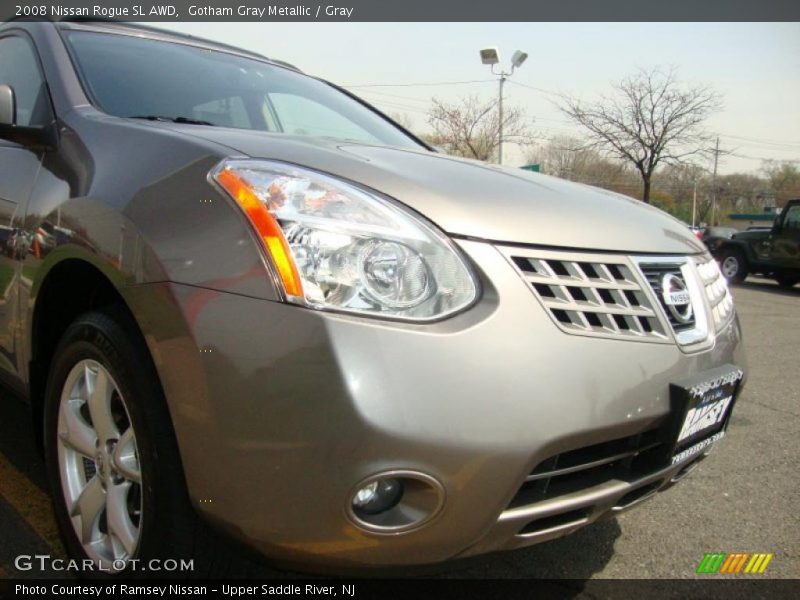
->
<box><xmin>212</xmin><ymin>160</ymin><xmax>478</xmax><ymax>320</ymax></box>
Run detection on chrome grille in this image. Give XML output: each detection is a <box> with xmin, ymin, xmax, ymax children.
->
<box><xmin>696</xmin><ymin>257</ymin><xmax>734</xmax><ymax>330</ymax></box>
<box><xmin>501</xmin><ymin>249</ymin><xmax>670</xmax><ymax>343</ymax></box>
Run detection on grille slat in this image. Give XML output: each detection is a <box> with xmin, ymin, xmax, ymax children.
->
<box><xmin>525</xmin><ymin>441</ymin><xmax>663</xmax><ymax>482</ymax></box>
<box><xmin>509</xmin><ymin>429</ymin><xmax>667</xmax><ymax>509</ymax></box>
<box><xmin>535</xmin><ymin>301</ymin><xmax>657</xmax><ymax>318</ymax></box>
<box><xmin>523</xmin><ymin>274</ymin><xmax>641</xmax><ymax>291</ymax></box>
<box><xmin>501</xmin><ymin>249</ymin><xmax>669</xmax><ymax>342</ymax></box>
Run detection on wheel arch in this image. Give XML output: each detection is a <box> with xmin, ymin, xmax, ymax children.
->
<box><xmin>716</xmin><ymin>239</ymin><xmax>756</xmax><ymax>264</ymax></box>
<box><xmin>27</xmin><ymin>253</ymin><xmax>152</xmax><ymax>450</ymax></box>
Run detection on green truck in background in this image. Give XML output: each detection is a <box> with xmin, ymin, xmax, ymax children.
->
<box><xmin>715</xmin><ymin>199</ymin><xmax>800</xmax><ymax>288</ymax></box>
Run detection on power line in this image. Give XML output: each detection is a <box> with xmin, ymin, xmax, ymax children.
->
<box><xmin>343</xmin><ymin>79</ymin><xmax>494</xmax><ymax>89</ymax></box>
<box><xmin>365</xmin><ymin>99</ymin><xmax>429</xmax><ymax>115</ymax></box>
<box><xmin>723</xmin><ymin>142</ymin><xmax>800</xmax><ymax>154</ymax></box>
<box><xmin>353</xmin><ymin>89</ymin><xmax>430</xmax><ymax>105</ymax></box>
<box><xmin>507</xmin><ymin>80</ymin><xmax>563</xmax><ymax>97</ymax></box>
<box><xmin>355</xmin><ymin>94</ymin><xmax>427</xmax><ymax>110</ymax></box>
<box><xmin>718</xmin><ymin>133</ymin><xmax>800</xmax><ymax>148</ymax></box>
<box><xmin>729</xmin><ymin>152</ymin><xmax>800</xmax><ymax>163</ymax></box>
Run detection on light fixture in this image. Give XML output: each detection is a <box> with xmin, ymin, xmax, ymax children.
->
<box><xmin>511</xmin><ymin>50</ymin><xmax>528</xmax><ymax>68</ymax></box>
<box><xmin>212</xmin><ymin>160</ymin><xmax>478</xmax><ymax>321</ymax></box>
<box><xmin>352</xmin><ymin>478</ymin><xmax>404</xmax><ymax>516</ymax></box>
<box><xmin>479</xmin><ymin>47</ymin><xmax>499</xmax><ymax>65</ymax></box>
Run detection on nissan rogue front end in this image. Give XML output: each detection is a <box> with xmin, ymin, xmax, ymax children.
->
<box><xmin>0</xmin><ymin>20</ymin><xmax>745</xmax><ymax>573</ymax></box>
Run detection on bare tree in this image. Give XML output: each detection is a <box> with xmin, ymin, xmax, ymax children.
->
<box><xmin>716</xmin><ymin>173</ymin><xmax>770</xmax><ymax>213</ymax></box>
<box><xmin>652</xmin><ymin>163</ymin><xmax>710</xmax><ymax>223</ymax></box>
<box><xmin>762</xmin><ymin>160</ymin><xmax>800</xmax><ymax>207</ymax></box>
<box><xmin>526</xmin><ymin>136</ymin><xmax>641</xmax><ymax>195</ymax></box>
<box><xmin>426</xmin><ymin>95</ymin><xmax>533</xmax><ymax>161</ymax></box>
<box><xmin>525</xmin><ymin>136</ymin><xmax>587</xmax><ymax>178</ymax></box>
<box><xmin>558</xmin><ymin>67</ymin><xmax>721</xmax><ymax>203</ymax></box>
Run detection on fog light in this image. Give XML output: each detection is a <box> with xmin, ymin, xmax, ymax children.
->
<box><xmin>347</xmin><ymin>471</ymin><xmax>444</xmax><ymax>533</ymax></box>
<box><xmin>352</xmin><ymin>478</ymin><xmax>403</xmax><ymax>516</ymax></box>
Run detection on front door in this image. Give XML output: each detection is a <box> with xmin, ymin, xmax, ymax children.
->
<box><xmin>0</xmin><ymin>33</ymin><xmax>51</xmax><ymax>378</ymax></box>
<box><xmin>770</xmin><ymin>202</ymin><xmax>800</xmax><ymax>271</ymax></box>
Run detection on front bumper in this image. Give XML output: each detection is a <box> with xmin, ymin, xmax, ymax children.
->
<box><xmin>136</xmin><ymin>239</ymin><xmax>745</xmax><ymax>568</ymax></box>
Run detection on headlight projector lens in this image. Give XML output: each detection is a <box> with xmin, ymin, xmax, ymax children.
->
<box><xmin>360</xmin><ymin>241</ymin><xmax>431</xmax><ymax>308</ymax></box>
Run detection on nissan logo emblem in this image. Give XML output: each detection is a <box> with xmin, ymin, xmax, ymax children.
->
<box><xmin>661</xmin><ymin>273</ymin><xmax>693</xmax><ymax>323</ymax></box>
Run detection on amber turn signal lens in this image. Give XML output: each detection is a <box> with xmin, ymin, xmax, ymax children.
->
<box><xmin>215</xmin><ymin>168</ymin><xmax>303</xmax><ymax>298</ymax></box>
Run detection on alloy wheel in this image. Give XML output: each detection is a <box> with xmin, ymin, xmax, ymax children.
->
<box><xmin>56</xmin><ymin>359</ymin><xmax>142</xmax><ymax>569</ymax></box>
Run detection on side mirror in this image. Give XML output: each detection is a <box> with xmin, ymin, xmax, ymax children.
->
<box><xmin>0</xmin><ymin>83</ymin><xmax>57</xmax><ymax>149</ymax></box>
<box><xmin>0</xmin><ymin>84</ymin><xmax>15</xmax><ymax>126</ymax></box>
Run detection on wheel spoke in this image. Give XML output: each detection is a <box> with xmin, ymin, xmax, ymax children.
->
<box><xmin>85</xmin><ymin>365</ymin><xmax>118</xmax><ymax>443</ymax></box>
<box><xmin>106</xmin><ymin>481</ymin><xmax>137</xmax><ymax>557</ymax></box>
<box><xmin>59</xmin><ymin>399</ymin><xmax>97</xmax><ymax>458</ymax></box>
<box><xmin>71</xmin><ymin>476</ymin><xmax>105</xmax><ymax>544</ymax></box>
<box><xmin>58</xmin><ymin>359</ymin><xmax>141</xmax><ymax>567</ymax></box>
<box><xmin>113</xmin><ymin>428</ymin><xmax>141</xmax><ymax>484</ymax></box>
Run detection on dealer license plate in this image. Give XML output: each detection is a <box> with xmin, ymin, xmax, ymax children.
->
<box><xmin>677</xmin><ymin>394</ymin><xmax>732</xmax><ymax>443</ymax></box>
<box><xmin>668</xmin><ymin>365</ymin><xmax>743</xmax><ymax>465</ymax></box>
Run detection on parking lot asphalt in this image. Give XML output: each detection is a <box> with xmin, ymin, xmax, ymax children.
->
<box><xmin>0</xmin><ymin>278</ymin><xmax>797</xmax><ymax>580</ymax></box>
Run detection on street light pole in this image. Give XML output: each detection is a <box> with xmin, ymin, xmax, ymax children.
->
<box><xmin>498</xmin><ymin>73</ymin><xmax>505</xmax><ymax>164</ymax></box>
<box><xmin>480</xmin><ymin>47</ymin><xmax>527</xmax><ymax>166</ymax></box>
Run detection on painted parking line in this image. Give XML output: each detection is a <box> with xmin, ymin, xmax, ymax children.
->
<box><xmin>0</xmin><ymin>452</ymin><xmax>64</xmax><ymax>557</ymax></box>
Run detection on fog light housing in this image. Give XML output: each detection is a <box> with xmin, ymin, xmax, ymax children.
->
<box><xmin>352</xmin><ymin>478</ymin><xmax>404</xmax><ymax>516</ymax></box>
<box><xmin>346</xmin><ymin>471</ymin><xmax>445</xmax><ymax>534</ymax></box>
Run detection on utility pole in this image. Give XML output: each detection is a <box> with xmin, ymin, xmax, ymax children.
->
<box><xmin>692</xmin><ymin>178</ymin><xmax>697</xmax><ymax>227</ymax></box>
<box><xmin>711</xmin><ymin>136</ymin><xmax>720</xmax><ymax>226</ymax></box>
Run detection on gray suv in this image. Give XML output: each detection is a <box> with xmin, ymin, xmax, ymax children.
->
<box><xmin>0</xmin><ymin>20</ymin><xmax>745</xmax><ymax>573</ymax></box>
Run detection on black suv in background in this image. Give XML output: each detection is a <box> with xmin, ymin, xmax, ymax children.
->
<box><xmin>716</xmin><ymin>199</ymin><xmax>800</xmax><ymax>287</ymax></box>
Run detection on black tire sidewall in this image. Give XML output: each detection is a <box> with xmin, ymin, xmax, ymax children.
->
<box><xmin>43</xmin><ymin>310</ymin><xmax>189</xmax><ymax>578</ymax></box>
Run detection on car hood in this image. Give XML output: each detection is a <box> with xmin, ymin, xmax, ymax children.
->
<box><xmin>166</xmin><ymin>125</ymin><xmax>705</xmax><ymax>255</ymax></box>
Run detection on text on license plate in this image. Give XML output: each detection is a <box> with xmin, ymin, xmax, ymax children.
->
<box><xmin>677</xmin><ymin>395</ymin><xmax>732</xmax><ymax>443</ymax></box>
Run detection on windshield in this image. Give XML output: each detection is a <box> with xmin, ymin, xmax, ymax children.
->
<box><xmin>62</xmin><ymin>30</ymin><xmax>423</xmax><ymax>149</ymax></box>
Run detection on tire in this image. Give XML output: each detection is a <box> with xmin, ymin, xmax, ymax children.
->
<box><xmin>43</xmin><ymin>307</ymin><xmax>235</xmax><ymax>578</ymax></box>
<box><xmin>718</xmin><ymin>249</ymin><xmax>748</xmax><ymax>283</ymax></box>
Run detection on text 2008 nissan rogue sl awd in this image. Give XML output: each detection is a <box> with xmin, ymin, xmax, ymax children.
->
<box><xmin>0</xmin><ymin>20</ymin><xmax>745</xmax><ymax>573</ymax></box>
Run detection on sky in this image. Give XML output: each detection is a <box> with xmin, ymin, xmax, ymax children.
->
<box><xmin>160</xmin><ymin>22</ymin><xmax>800</xmax><ymax>175</ymax></box>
